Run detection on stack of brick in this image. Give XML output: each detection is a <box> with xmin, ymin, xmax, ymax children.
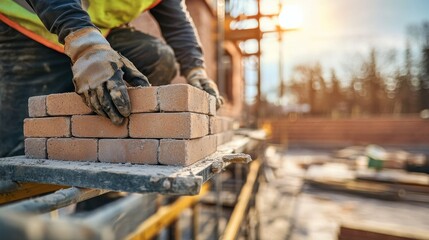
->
<box><xmin>24</xmin><ymin>84</ymin><xmax>236</xmax><ymax>166</ymax></box>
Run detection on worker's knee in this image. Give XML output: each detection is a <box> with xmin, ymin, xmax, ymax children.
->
<box><xmin>146</xmin><ymin>43</ymin><xmax>177</xmax><ymax>86</ymax></box>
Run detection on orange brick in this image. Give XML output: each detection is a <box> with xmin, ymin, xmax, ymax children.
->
<box><xmin>129</xmin><ymin>113</ymin><xmax>209</xmax><ymax>139</ymax></box>
<box><xmin>99</xmin><ymin>139</ymin><xmax>159</xmax><ymax>164</ymax></box>
<box><xmin>25</xmin><ymin>138</ymin><xmax>47</xmax><ymax>159</ymax></box>
<box><xmin>72</xmin><ymin>115</ymin><xmax>128</xmax><ymax>138</ymax></box>
<box><xmin>46</xmin><ymin>92</ymin><xmax>92</xmax><ymax>116</ymax></box>
<box><xmin>28</xmin><ymin>95</ymin><xmax>47</xmax><ymax>117</ymax></box>
<box><xmin>47</xmin><ymin>138</ymin><xmax>97</xmax><ymax>161</ymax></box>
<box><xmin>159</xmin><ymin>135</ymin><xmax>217</xmax><ymax>166</ymax></box>
<box><xmin>158</xmin><ymin>84</ymin><xmax>210</xmax><ymax>114</ymax></box>
<box><xmin>24</xmin><ymin>117</ymin><xmax>70</xmax><ymax>137</ymax></box>
<box><xmin>129</xmin><ymin>87</ymin><xmax>159</xmax><ymax>113</ymax></box>
<box><xmin>208</xmin><ymin>95</ymin><xmax>217</xmax><ymax>116</ymax></box>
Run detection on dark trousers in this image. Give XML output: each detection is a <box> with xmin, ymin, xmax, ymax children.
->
<box><xmin>0</xmin><ymin>22</ymin><xmax>177</xmax><ymax>157</ymax></box>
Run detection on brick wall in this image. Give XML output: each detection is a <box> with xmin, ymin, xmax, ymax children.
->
<box><xmin>264</xmin><ymin>117</ymin><xmax>429</xmax><ymax>147</ymax></box>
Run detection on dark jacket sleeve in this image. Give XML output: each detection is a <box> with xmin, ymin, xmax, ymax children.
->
<box><xmin>150</xmin><ymin>0</ymin><xmax>205</xmax><ymax>76</ymax></box>
<box><xmin>25</xmin><ymin>0</ymin><xmax>95</xmax><ymax>44</ymax></box>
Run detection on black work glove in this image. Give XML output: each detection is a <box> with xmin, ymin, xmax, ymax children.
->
<box><xmin>64</xmin><ymin>27</ymin><xmax>150</xmax><ymax>125</ymax></box>
<box><xmin>186</xmin><ymin>68</ymin><xmax>223</xmax><ymax>109</ymax></box>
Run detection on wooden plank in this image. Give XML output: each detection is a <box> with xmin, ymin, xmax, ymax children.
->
<box><xmin>0</xmin><ymin>136</ymin><xmax>253</xmax><ymax>195</ymax></box>
<box><xmin>356</xmin><ymin>170</ymin><xmax>429</xmax><ymax>186</ymax></box>
<box><xmin>0</xmin><ymin>182</ymin><xmax>64</xmax><ymax>204</ymax></box>
<box><xmin>222</xmin><ymin>159</ymin><xmax>261</xmax><ymax>240</ymax></box>
<box><xmin>340</xmin><ymin>220</ymin><xmax>429</xmax><ymax>240</ymax></box>
<box><xmin>127</xmin><ymin>184</ymin><xmax>210</xmax><ymax>240</ymax></box>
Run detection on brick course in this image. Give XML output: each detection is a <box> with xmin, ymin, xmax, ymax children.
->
<box><xmin>129</xmin><ymin>112</ymin><xmax>209</xmax><ymax>139</ymax></box>
<box><xmin>24</xmin><ymin>117</ymin><xmax>70</xmax><ymax>137</ymax></box>
<box><xmin>159</xmin><ymin>135</ymin><xmax>217</xmax><ymax>166</ymax></box>
<box><xmin>72</xmin><ymin>115</ymin><xmax>128</xmax><ymax>138</ymax></box>
<box><xmin>99</xmin><ymin>139</ymin><xmax>159</xmax><ymax>164</ymax></box>
<box><xmin>159</xmin><ymin>84</ymin><xmax>210</xmax><ymax>114</ymax></box>
<box><xmin>129</xmin><ymin>87</ymin><xmax>159</xmax><ymax>113</ymax></box>
<box><xmin>46</xmin><ymin>92</ymin><xmax>92</xmax><ymax>116</ymax></box>
<box><xmin>208</xmin><ymin>95</ymin><xmax>217</xmax><ymax>116</ymax></box>
<box><xmin>209</xmin><ymin>116</ymin><xmax>233</xmax><ymax>134</ymax></box>
<box><xmin>47</xmin><ymin>138</ymin><xmax>98</xmax><ymax>161</ymax></box>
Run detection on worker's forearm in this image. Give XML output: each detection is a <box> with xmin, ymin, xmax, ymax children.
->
<box><xmin>150</xmin><ymin>0</ymin><xmax>205</xmax><ymax>76</ymax></box>
<box><xmin>25</xmin><ymin>0</ymin><xmax>95</xmax><ymax>44</ymax></box>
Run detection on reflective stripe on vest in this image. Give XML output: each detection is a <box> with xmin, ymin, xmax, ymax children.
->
<box><xmin>0</xmin><ymin>0</ymin><xmax>161</xmax><ymax>53</ymax></box>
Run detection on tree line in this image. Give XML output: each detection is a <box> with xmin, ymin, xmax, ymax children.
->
<box><xmin>284</xmin><ymin>22</ymin><xmax>429</xmax><ymax>117</ymax></box>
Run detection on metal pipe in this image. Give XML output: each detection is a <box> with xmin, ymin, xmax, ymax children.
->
<box><xmin>80</xmin><ymin>193</ymin><xmax>157</xmax><ymax>240</ymax></box>
<box><xmin>0</xmin><ymin>187</ymin><xmax>108</xmax><ymax>214</ymax></box>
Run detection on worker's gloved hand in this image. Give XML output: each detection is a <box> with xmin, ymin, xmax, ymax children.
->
<box><xmin>64</xmin><ymin>27</ymin><xmax>150</xmax><ymax>125</ymax></box>
<box><xmin>186</xmin><ymin>68</ymin><xmax>223</xmax><ymax>109</ymax></box>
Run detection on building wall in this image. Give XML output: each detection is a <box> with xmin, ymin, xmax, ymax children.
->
<box><xmin>130</xmin><ymin>1</ymin><xmax>243</xmax><ymax>118</ymax></box>
<box><xmin>265</xmin><ymin>117</ymin><xmax>429</xmax><ymax>147</ymax></box>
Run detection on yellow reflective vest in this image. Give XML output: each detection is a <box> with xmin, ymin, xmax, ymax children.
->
<box><xmin>0</xmin><ymin>0</ymin><xmax>160</xmax><ymax>52</ymax></box>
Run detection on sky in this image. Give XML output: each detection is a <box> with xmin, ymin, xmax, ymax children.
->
<box><xmin>241</xmin><ymin>0</ymin><xmax>429</xmax><ymax>104</ymax></box>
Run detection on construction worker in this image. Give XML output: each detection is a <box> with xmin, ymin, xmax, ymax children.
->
<box><xmin>0</xmin><ymin>0</ymin><xmax>222</xmax><ymax>157</ymax></box>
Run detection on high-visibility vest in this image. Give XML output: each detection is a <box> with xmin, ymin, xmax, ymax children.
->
<box><xmin>0</xmin><ymin>0</ymin><xmax>161</xmax><ymax>53</ymax></box>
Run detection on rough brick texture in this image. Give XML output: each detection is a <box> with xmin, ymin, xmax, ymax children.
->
<box><xmin>159</xmin><ymin>135</ymin><xmax>217</xmax><ymax>166</ymax></box>
<box><xmin>24</xmin><ymin>117</ymin><xmax>70</xmax><ymax>137</ymax></box>
<box><xmin>72</xmin><ymin>115</ymin><xmax>128</xmax><ymax>138</ymax></box>
<box><xmin>209</xmin><ymin>116</ymin><xmax>233</xmax><ymax>134</ymax></box>
<box><xmin>46</xmin><ymin>92</ymin><xmax>92</xmax><ymax>116</ymax></box>
<box><xmin>159</xmin><ymin>84</ymin><xmax>210</xmax><ymax>114</ymax></box>
<box><xmin>129</xmin><ymin>87</ymin><xmax>159</xmax><ymax>113</ymax></box>
<box><xmin>208</xmin><ymin>95</ymin><xmax>217</xmax><ymax>116</ymax></box>
<box><xmin>99</xmin><ymin>139</ymin><xmax>159</xmax><ymax>164</ymax></box>
<box><xmin>25</xmin><ymin>138</ymin><xmax>47</xmax><ymax>159</ymax></box>
<box><xmin>130</xmin><ymin>113</ymin><xmax>209</xmax><ymax>139</ymax></box>
<box><xmin>47</xmin><ymin>138</ymin><xmax>97</xmax><ymax>161</ymax></box>
<box><xmin>216</xmin><ymin>131</ymin><xmax>234</xmax><ymax>146</ymax></box>
<box><xmin>28</xmin><ymin>96</ymin><xmax>47</xmax><ymax>117</ymax></box>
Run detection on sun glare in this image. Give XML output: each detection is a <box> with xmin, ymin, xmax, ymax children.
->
<box><xmin>279</xmin><ymin>4</ymin><xmax>304</xmax><ymax>30</ymax></box>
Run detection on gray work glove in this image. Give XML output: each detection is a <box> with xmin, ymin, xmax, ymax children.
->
<box><xmin>186</xmin><ymin>68</ymin><xmax>223</xmax><ymax>109</ymax></box>
<box><xmin>64</xmin><ymin>27</ymin><xmax>150</xmax><ymax>125</ymax></box>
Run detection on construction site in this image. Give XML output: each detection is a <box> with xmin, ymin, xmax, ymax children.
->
<box><xmin>0</xmin><ymin>0</ymin><xmax>429</xmax><ymax>239</ymax></box>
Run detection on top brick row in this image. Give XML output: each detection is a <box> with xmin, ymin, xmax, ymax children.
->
<box><xmin>28</xmin><ymin>84</ymin><xmax>217</xmax><ymax>117</ymax></box>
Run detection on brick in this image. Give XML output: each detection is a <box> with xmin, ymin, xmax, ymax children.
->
<box><xmin>216</xmin><ymin>131</ymin><xmax>234</xmax><ymax>146</ymax></box>
<box><xmin>159</xmin><ymin>84</ymin><xmax>210</xmax><ymax>114</ymax></box>
<box><xmin>129</xmin><ymin>113</ymin><xmax>209</xmax><ymax>139</ymax></box>
<box><xmin>25</xmin><ymin>138</ymin><xmax>47</xmax><ymax>159</ymax></box>
<box><xmin>46</xmin><ymin>92</ymin><xmax>92</xmax><ymax>116</ymax></box>
<box><xmin>28</xmin><ymin>96</ymin><xmax>47</xmax><ymax>117</ymax></box>
<box><xmin>208</xmin><ymin>95</ymin><xmax>217</xmax><ymax>116</ymax></box>
<box><xmin>47</xmin><ymin>138</ymin><xmax>97</xmax><ymax>161</ymax></box>
<box><xmin>210</xmin><ymin>116</ymin><xmax>234</xmax><ymax>134</ymax></box>
<box><xmin>72</xmin><ymin>115</ymin><xmax>128</xmax><ymax>138</ymax></box>
<box><xmin>159</xmin><ymin>135</ymin><xmax>217</xmax><ymax>166</ymax></box>
<box><xmin>99</xmin><ymin>139</ymin><xmax>159</xmax><ymax>164</ymax></box>
<box><xmin>129</xmin><ymin>87</ymin><xmax>159</xmax><ymax>113</ymax></box>
<box><xmin>24</xmin><ymin>117</ymin><xmax>70</xmax><ymax>137</ymax></box>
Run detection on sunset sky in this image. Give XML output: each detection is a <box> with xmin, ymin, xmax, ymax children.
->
<box><xmin>243</xmin><ymin>0</ymin><xmax>429</xmax><ymax>103</ymax></box>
